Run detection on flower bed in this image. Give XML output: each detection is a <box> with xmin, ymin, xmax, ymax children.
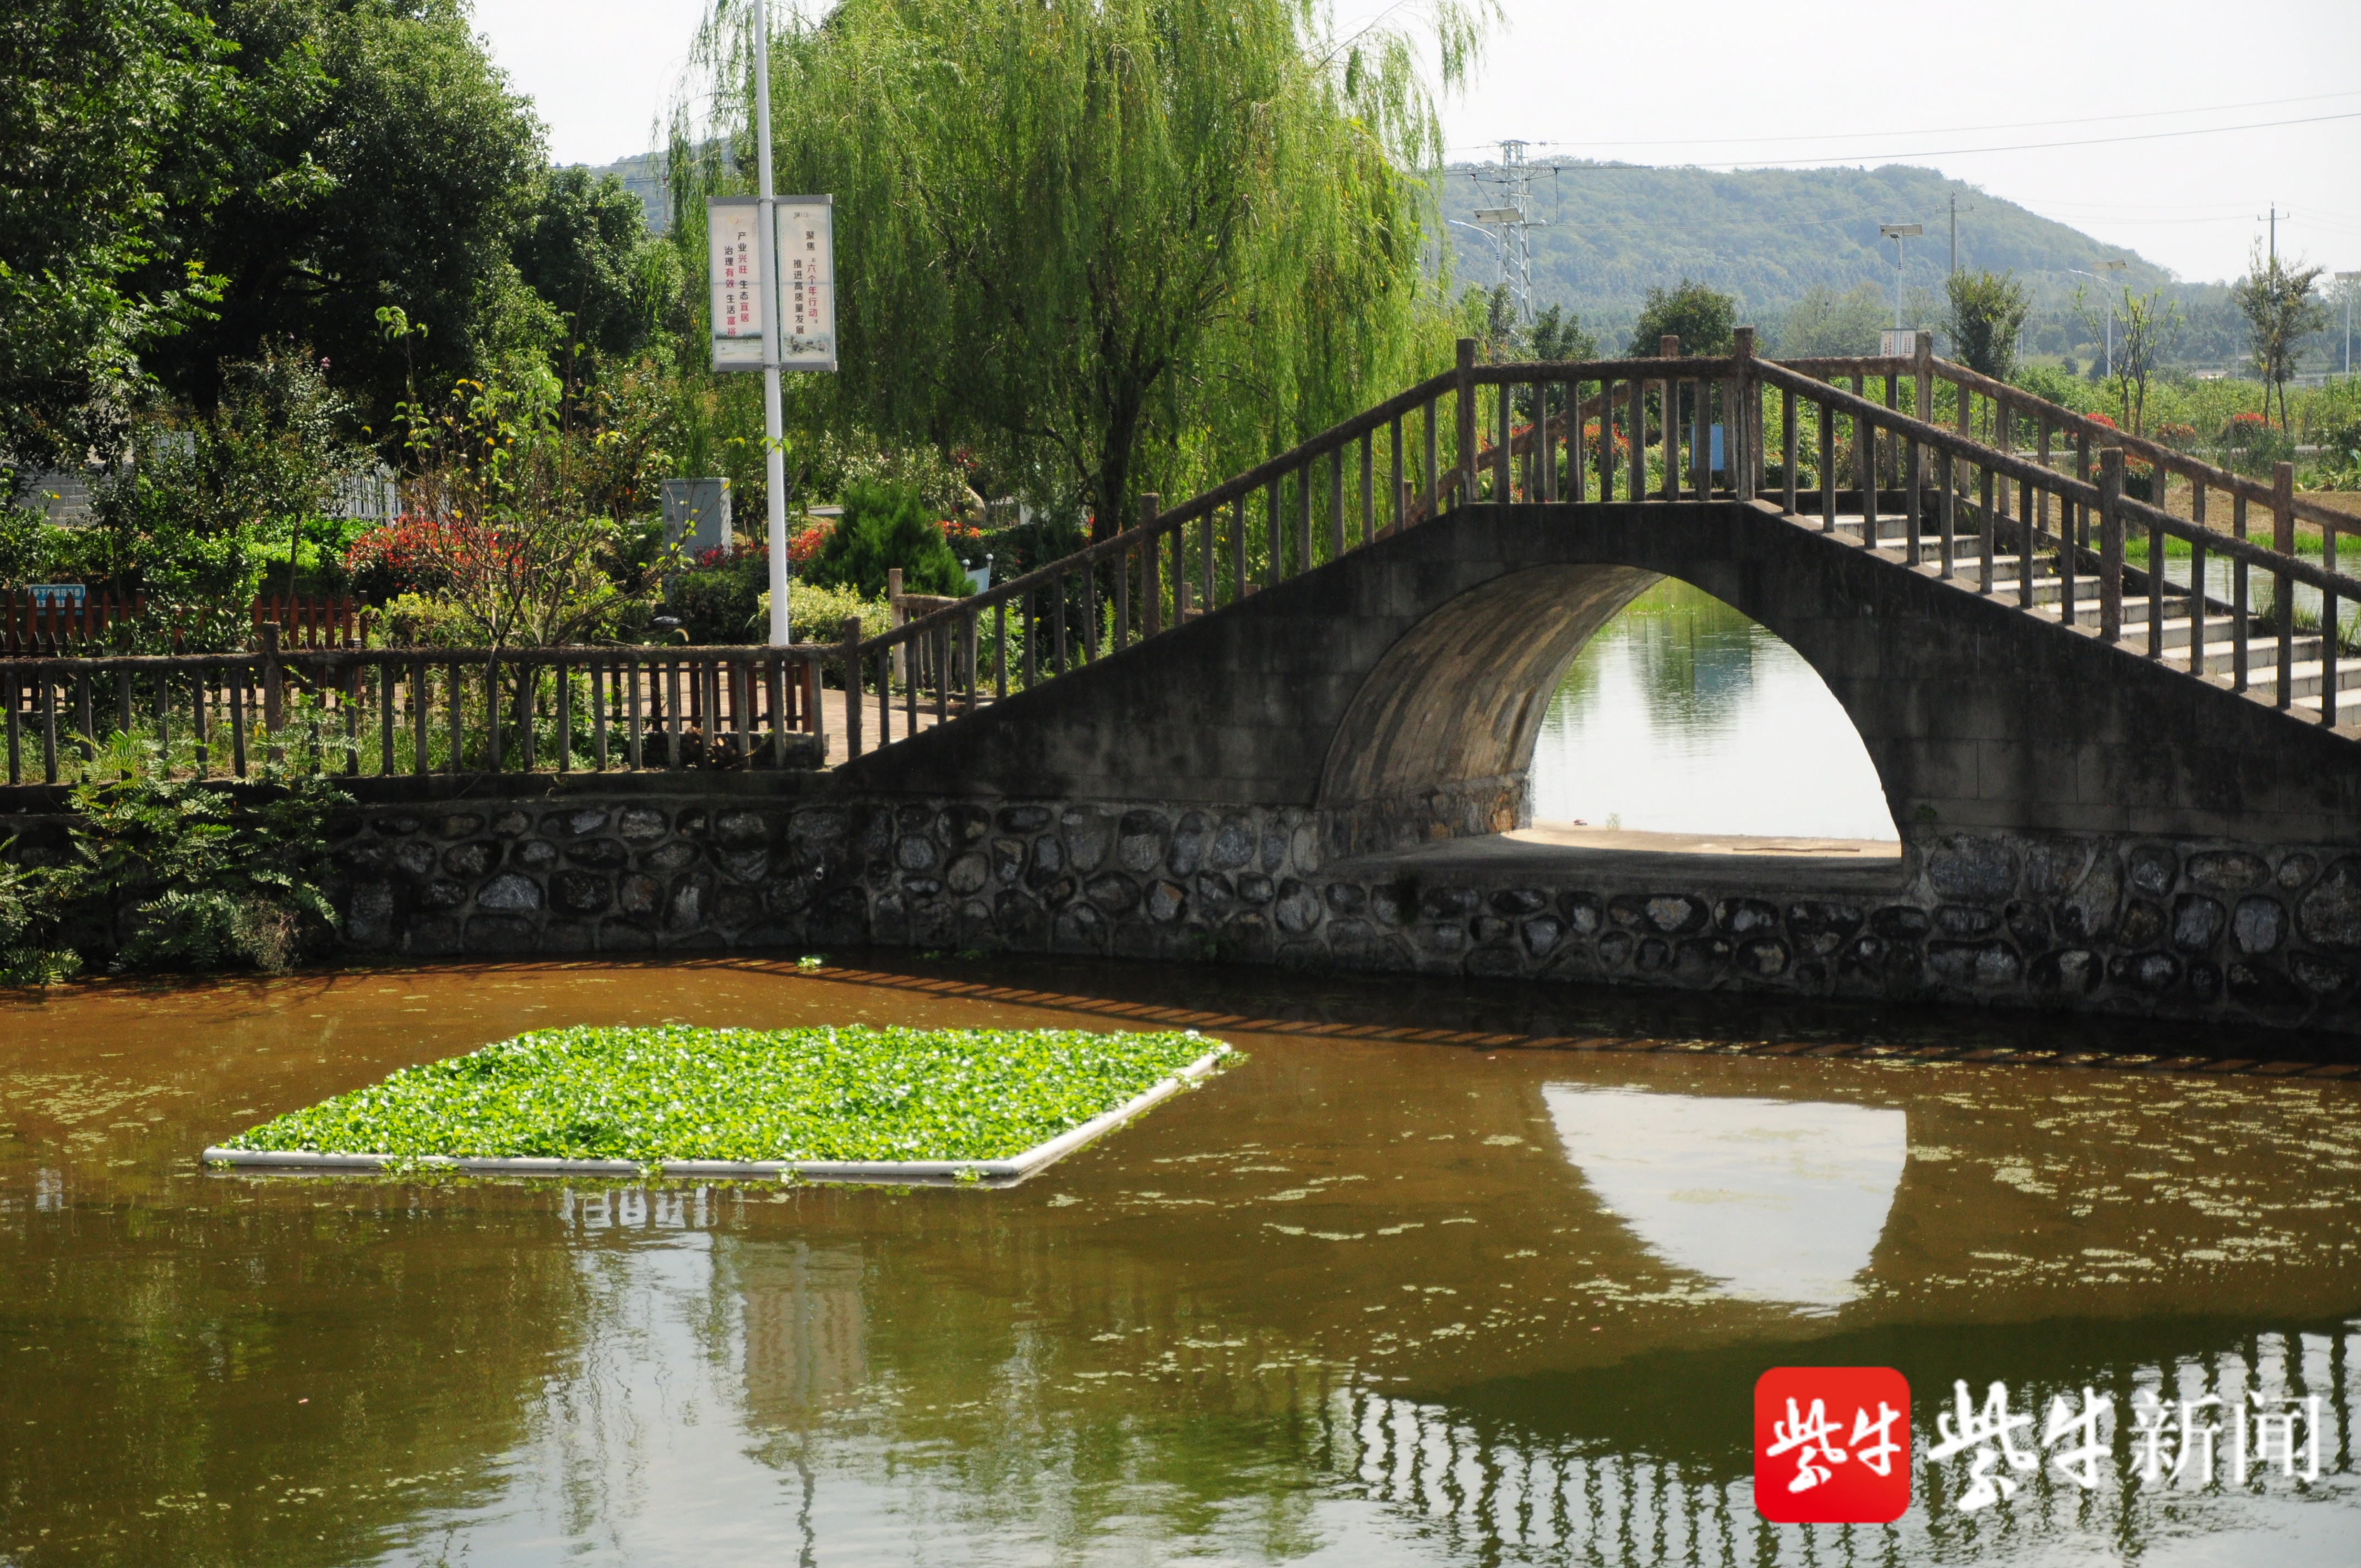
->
<box><xmin>212</xmin><ymin>1025</ymin><xmax>1228</xmax><ymax>1167</ymax></box>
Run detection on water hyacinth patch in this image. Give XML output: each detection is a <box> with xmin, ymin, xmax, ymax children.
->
<box><xmin>222</xmin><ymin>1025</ymin><xmax>1228</xmax><ymax>1164</ymax></box>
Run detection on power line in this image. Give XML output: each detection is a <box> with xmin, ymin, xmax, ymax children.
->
<box><xmin>1470</xmin><ymin>89</ymin><xmax>2361</xmax><ymax>154</ymax></box>
<box><xmin>1464</xmin><ymin>108</ymin><xmax>2361</xmax><ymax>172</ymax></box>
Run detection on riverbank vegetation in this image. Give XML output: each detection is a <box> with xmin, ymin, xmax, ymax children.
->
<box><xmin>0</xmin><ymin>717</ymin><xmax>349</xmax><ymax>983</ymax></box>
<box><xmin>4</xmin><ymin>0</ymin><xmax>1497</xmax><ymax>640</ymax></box>
<box><xmin>220</xmin><ymin>1023</ymin><xmax>1229</xmax><ymax>1163</ymax></box>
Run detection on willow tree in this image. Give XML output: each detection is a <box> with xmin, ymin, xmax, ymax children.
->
<box><xmin>676</xmin><ymin>0</ymin><xmax>1491</xmax><ymax>537</ymax></box>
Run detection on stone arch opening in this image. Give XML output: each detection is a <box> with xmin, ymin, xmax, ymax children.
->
<box><xmin>1530</xmin><ymin>578</ymin><xmax>1897</xmax><ymax>842</ymax></box>
<box><xmin>1314</xmin><ymin>563</ymin><xmax>1900</xmax><ymax>858</ymax></box>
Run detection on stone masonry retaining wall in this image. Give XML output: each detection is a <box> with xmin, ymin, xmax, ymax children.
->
<box><xmin>300</xmin><ymin>790</ymin><xmax>2361</xmax><ymax>1035</ymax></box>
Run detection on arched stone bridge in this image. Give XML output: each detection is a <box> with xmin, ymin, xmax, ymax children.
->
<box><xmin>276</xmin><ymin>345</ymin><xmax>2361</xmax><ymax>1033</ymax></box>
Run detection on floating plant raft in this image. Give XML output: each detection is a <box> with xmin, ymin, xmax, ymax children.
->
<box><xmin>203</xmin><ymin>1025</ymin><xmax>1231</xmax><ymax>1184</ymax></box>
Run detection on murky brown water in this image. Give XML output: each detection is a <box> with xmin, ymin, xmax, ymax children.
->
<box><xmin>3</xmin><ymin>956</ymin><xmax>2358</xmax><ymax>1566</ymax></box>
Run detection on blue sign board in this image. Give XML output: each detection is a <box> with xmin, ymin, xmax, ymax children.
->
<box><xmin>28</xmin><ymin>584</ymin><xmax>85</xmax><ymax>608</ymax></box>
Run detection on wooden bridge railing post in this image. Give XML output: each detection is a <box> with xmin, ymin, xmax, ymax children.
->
<box><xmin>1732</xmin><ymin>326</ymin><xmax>1756</xmax><ymax>504</ymax></box>
<box><xmin>1493</xmin><ymin>372</ymin><xmax>1512</xmax><ymax>502</ymax></box>
<box><xmin>840</xmin><ymin>617</ymin><xmax>863</xmax><ymax>760</ymax></box>
<box><xmin>1626</xmin><ymin>378</ymin><xmax>1645</xmax><ymax>501</ymax></box>
<box><xmin>1781</xmin><ymin>385</ymin><xmax>1797</xmax><ymax>516</ymax></box>
<box><xmin>1454</xmin><ymin>337</ymin><xmax>1477</xmax><ymax>511</ymax></box>
<box><xmin>2273</xmin><ymin>460</ymin><xmax>2295</xmax><ymax>711</ymax></box>
<box><xmin>1818</xmin><ymin>385</ymin><xmax>1836</xmax><ymax>533</ymax></box>
<box><xmin>1658</xmin><ymin>336</ymin><xmax>1679</xmax><ymax>500</ymax></box>
<box><xmin>2098</xmin><ymin>448</ymin><xmax>2124</xmax><ymax>644</ymax></box>
<box><xmin>1142</xmin><ymin>494</ymin><xmax>1163</xmax><ymax>636</ymax></box>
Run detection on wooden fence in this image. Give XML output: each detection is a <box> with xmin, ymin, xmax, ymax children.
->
<box><xmin>1</xmin><ymin>628</ymin><xmax>826</xmax><ymax>786</ymax></box>
<box><xmin>3</xmin><ymin>592</ymin><xmax>371</xmax><ymax>655</ymax></box>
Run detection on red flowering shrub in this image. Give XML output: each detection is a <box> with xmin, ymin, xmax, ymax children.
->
<box><xmin>2086</xmin><ymin>412</ymin><xmax>2118</xmax><ymax>430</ymax></box>
<box><xmin>344</xmin><ymin>514</ymin><xmax>458</xmax><ymax>603</ymax></box>
<box><xmin>941</xmin><ymin>518</ymin><xmax>985</xmax><ymax>562</ymax></box>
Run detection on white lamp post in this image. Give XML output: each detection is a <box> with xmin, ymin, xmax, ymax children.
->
<box><xmin>1879</xmin><ymin>223</ymin><xmax>1922</xmax><ymax>338</ymax></box>
<box><xmin>2338</xmin><ymin>272</ymin><xmax>2360</xmax><ymax>379</ymax></box>
<box><xmin>705</xmin><ymin>3</ymin><xmax>836</xmax><ymax>647</ymax></box>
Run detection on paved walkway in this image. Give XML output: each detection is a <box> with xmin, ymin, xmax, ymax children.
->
<box><xmin>1326</xmin><ymin>821</ymin><xmax>1907</xmax><ymax>894</ymax></box>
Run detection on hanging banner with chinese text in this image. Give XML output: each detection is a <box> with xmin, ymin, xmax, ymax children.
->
<box><xmin>708</xmin><ymin>197</ymin><xmax>765</xmax><ymax>371</ymax></box>
<box><xmin>773</xmin><ymin>196</ymin><xmax>836</xmax><ymax>371</ymax></box>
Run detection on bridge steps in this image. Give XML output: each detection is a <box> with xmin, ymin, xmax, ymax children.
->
<box><xmin>1821</xmin><ymin>515</ymin><xmax>2361</xmax><ymax>715</ymax></box>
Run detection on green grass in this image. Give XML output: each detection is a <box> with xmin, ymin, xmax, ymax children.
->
<box><xmin>221</xmin><ymin>1025</ymin><xmax>1228</xmax><ymax>1163</ymax></box>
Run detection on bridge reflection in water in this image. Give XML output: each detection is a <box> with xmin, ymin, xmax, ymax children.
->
<box><xmin>1326</xmin><ymin>1319</ymin><xmax>2358</xmax><ymax>1566</ymax></box>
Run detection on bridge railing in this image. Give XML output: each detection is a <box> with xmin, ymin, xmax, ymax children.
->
<box><xmin>1751</xmin><ymin>361</ymin><xmax>2361</xmax><ymax>723</ymax></box>
<box><xmin>831</xmin><ymin>335</ymin><xmax>2361</xmax><ymax>760</ymax></box>
<box><xmin>1</xmin><ymin>628</ymin><xmax>826</xmax><ymax>786</ymax></box>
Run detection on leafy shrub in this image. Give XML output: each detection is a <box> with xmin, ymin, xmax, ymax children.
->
<box><xmin>807</xmin><ymin>480</ymin><xmax>970</xmax><ymax>598</ymax></box>
<box><xmin>58</xmin><ymin>721</ymin><xmax>350</xmax><ymax>973</ymax></box>
<box><xmin>759</xmin><ymin>580</ymin><xmax>894</xmax><ymax>644</ymax></box>
<box><xmin>0</xmin><ymin>852</ymin><xmax>80</xmax><ymax>987</ymax></box>
<box><xmin>665</xmin><ymin>543</ymin><xmax>766</xmax><ymax>643</ymax></box>
<box><xmin>0</xmin><ymin>495</ymin><xmax>63</xmax><ymax>592</ymax></box>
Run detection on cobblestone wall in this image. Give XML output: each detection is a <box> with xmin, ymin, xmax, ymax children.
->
<box><xmin>319</xmin><ymin>793</ymin><xmax>2361</xmax><ymax>1033</ymax></box>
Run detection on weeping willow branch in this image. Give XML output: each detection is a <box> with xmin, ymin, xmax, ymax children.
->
<box><xmin>671</xmin><ymin>0</ymin><xmax>1493</xmax><ymax>536</ymax></box>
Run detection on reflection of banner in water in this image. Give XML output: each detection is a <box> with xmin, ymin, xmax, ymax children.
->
<box><xmin>734</xmin><ymin>1241</ymin><xmax>868</xmax><ymax>1425</ymax></box>
<box><xmin>1329</xmin><ymin>1324</ymin><xmax>2361</xmax><ymax>1564</ymax></box>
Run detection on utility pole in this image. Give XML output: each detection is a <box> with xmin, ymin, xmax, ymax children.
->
<box><xmin>1949</xmin><ymin>192</ymin><xmax>1957</xmax><ymax>276</ymax></box>
<box><xmin>753</xmin><ymin>0</ymin><xmax>791</xmax><ymax>647</ymax></box>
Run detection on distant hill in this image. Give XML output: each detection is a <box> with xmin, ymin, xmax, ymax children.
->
<box><xmin>576</xmin><ymin>151</ymin><xmax>2273</xmax><ymax>372</ymax></box>
<box><xmin>575</xmin><ymin>151</ymin><xmax>670</xmax><ymax>234</ymax></box>
<box><xmin>1437</xmin><ymin>161</ymin><xmax>2256</xmax><ymax>367</ymax></box>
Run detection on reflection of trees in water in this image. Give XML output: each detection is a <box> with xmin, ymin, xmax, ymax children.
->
<box><xmin>1327</xmin><ymin>1317</ymin><xmax>2361</xmax><ymax>1566</ymax></box>
<box><xmin>1555</xmin><ymin>579</ymin><xmax>1763</xmax><ymax>735</ymax></box>
<box><xmin>0</xmin><ymin>1180</ymin><xmax>592</xmax><ymax>1566</ymax></box>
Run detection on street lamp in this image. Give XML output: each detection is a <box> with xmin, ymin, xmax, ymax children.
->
<box><xmin>1879</xmin><ymin>223</ymin><xmax>1923</xmax><ymax>340</ymax></box>
<box><xmin>1447</xmin><ymin>217</ymin><xmax>1508</xmax><ymax>287</ymax></box>
<box><xmin>2069</xmin><ymin>260</ymin><xmax>2130</xmax><ymax>377</ymax></box>
<box><xmin>2338</xmin><ymin>272</ymin><xmax>2360</xmax><ymax>378</ymax></box>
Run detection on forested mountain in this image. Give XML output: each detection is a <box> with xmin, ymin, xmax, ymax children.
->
<box><xmin>1437</xmin><ymin>161</ymin><xmax>2275</xmax><ymax>369</ymax></box>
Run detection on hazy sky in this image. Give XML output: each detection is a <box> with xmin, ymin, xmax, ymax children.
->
<box><xmin>474</xmin><ymin>0</ymin><xmax>2360</xmax><ymax>285</ymax></box>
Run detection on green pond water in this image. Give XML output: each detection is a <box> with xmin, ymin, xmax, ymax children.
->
<box><xmin>1</xmin><ymin>955</ymin><xmax>2356</xmax><ymax>1566</ymax></box>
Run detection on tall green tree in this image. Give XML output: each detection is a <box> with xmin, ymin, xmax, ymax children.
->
<box><xmin>1944</xmin><ymin>268</ymin><xmax>2031</xmax><ymax>380</ymax></box>
<box><xmin>1775</xmin><ymin>283</ymin><xmax>1886</xmax><ymax>357</ymax></box>
<box><xmin>0</xmin><ymin>0</ymin><xmax>233</xmax><ymax>474</ymax></box>
<box><xmin>2074</xmin><ymin>283</ymin><xmax>2180</xmax><ymax>438</ymax></box>
<box><xmin>140</xmin><ymin>0</ymin><xmax>546</xmax><ymax>424</ymax></box>
<box><xmin>1627</xmin><ymin>279</ymin><xmax>1734</xmax><ymax>357</ymax></box>
<box><xmin>2232</xmin><ymin>245</ymin><xmax>2329</xmax><ymax>434</ymax></box>
<box><xmin>513</xmin><ymin>166</ymin><xmax>674</xmax><ymax>365</ymax></box>
<box><xmin>677</xmin><ymin>0</ymin><xmax>1494</xmax><ymax>539</ymax></box>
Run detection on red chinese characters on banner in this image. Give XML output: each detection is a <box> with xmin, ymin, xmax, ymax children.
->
<box><xmin>1754</xmin><ymin>1367</ymin><xmax>1912</xmax><ymax>1523</ymax></box>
